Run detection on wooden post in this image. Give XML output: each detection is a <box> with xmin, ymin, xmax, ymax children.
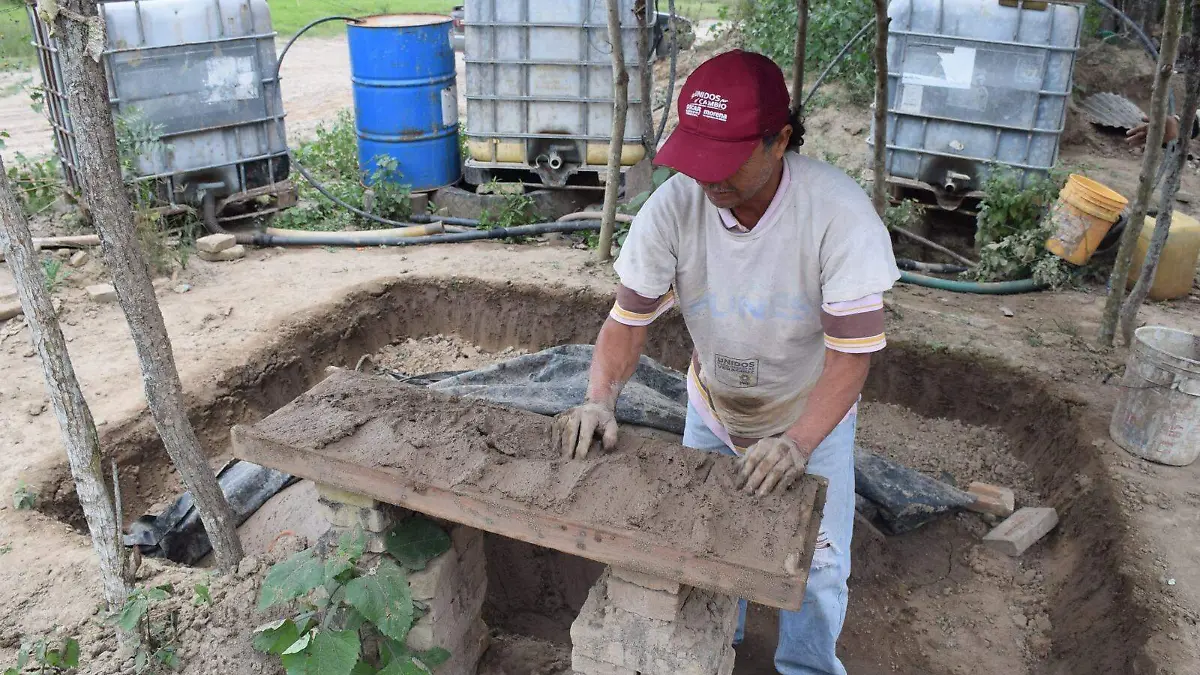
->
<box><xmin>54</xmin><ymin>0</ymin><xmax>244</xmax><ymax>571</ymax></box>
<box><xmin>791</xmin><ymin>0</ymin><xmax>810</xmax><ymax>112</ymax></box>
<box><xmin>636</xmin><ymin>0</ymin><xmax>655</xmax><ymax>160</ymax></box>
<box><xmin>0</xmin><ymin>157</ymin><xmax>129</xmax><ymax>612</ymax></box>
<box><xmin>1099</xmin><ymin>0</ymin><xmax>1184</xmax><ymax>347</ymax></box>
<box><xmin>871</xmin><ymin>0</ymin><xmax>890</xmax><ymax>216</ymax></box>
<box><xmin>1118</xmin><ymin>0</ymin><xmax>1200</xmax><ymax>343</ymax></box>
<box><xmin>597</xmin><ymin>0</ymin><xmax>630</xmax><ymax>262</ymax></box>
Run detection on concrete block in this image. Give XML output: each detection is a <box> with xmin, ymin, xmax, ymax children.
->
<box><xmin>317</xmin><ymin>500</ymin><xmax>393</xmax><ymax>533</ymax></box>
<box><xmin>983</xmin><ymin>507</ymin><xmax>1058</xmax><ymax>557</ymax></box>
<box><xmin>86</xmin><ymin>284</ymin><xmax>117</xmax><ymax>303</ymax></box>
<box><xmin>611</xmin><ymin>567</ymin><xmax>683</xmax><ymax>594</ymax></box>
<box><xmin>571</xmin><ymin>572</ymin><xmax>737</xmax><ymax>675</ymax></box>
<box><xmin>315</xmin><ymin>484</ymin><xmax>378</xmax><ymax>509</ymax></box>
<box><xmin>197</xmin><ymin>244</ymin><xmax>246</xmax><ymax>262</ymax></box>
<box><xmin>68</xmin><ymin>250</ymin><xmax>89</xmax><ymax>267</ymax></box>
<box><xmin>196</xmin><ymin>233</ymin><xmax>236</xmax><ymax>253</ymax></box>
<box><xmin>606</xmin><ymin>575</ymin><xmax>690</xmax><ymax>621</ymax></box>
<box><xmin>407</xmin><ymin>547</ymin><xmax>460</xmax><ymax>601</ymax></box>
<box><xmin>434</xmin><ymin>619</ymin><xmax>489</xmax><ymax>675</ymax></box>
<box><xmin>572</xmin><ymin>654</ymin><xmax>639</xmax><ymax>675</ymax></box>
<box><xmin>449</xmin><ymin>524</ymin><xmax>483</xmax><ymax>554</ymax></box>
<box><xmin>409</xmin><ymin>192</ymin><xmax>429</xmax><ymax>215</ymax></box>
<box><xmin>968</xmin><ymin>482</ymin><xmax>1016</xmax><ymax>517</ymax></box>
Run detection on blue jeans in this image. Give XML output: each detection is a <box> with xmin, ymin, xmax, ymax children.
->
<box><xmin>683</xmin><ymin>403</ymin><xmax>855</xmax><ymax>675</ymax></box>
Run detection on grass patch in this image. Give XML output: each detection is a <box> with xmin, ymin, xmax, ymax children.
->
<box><xmin>268</xmin><ymin>0</ymin><xmax>457</xmax><ymax>38</ymax></box>
<box><xmin>672</xmin><ymin>1</ymin><xmax>733</xmax><ymax>21</ymax></box>
<box><xmin>1</xmin><ymin>0</ymin><xmax>34</xmax><ymax>72</ymax></box>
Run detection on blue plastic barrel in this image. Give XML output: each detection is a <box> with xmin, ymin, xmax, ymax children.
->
<box><xmin>347</xmin><ymin>15</ymin><xmax>461</xmax><ymax>192</ymax></box>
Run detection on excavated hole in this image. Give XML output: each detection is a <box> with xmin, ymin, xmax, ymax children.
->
<box><xmin>32</xmin><ymin>278</ymin><xmax>1143</xmax><ymax>674</ymax></box>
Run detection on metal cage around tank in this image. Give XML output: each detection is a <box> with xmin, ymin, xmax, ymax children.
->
<box><xmin>26</xmin><ymin>0</ymin><xmax>290</xmax><ymax>210</ymax></box>
<box><xmin>870</xmin><ymin>0</ymin><xmax>1083</xmax><ymax>210</ymax></box>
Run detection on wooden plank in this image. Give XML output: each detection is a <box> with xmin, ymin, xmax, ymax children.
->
<box><xmin>231</xmin><ymin>370</ymin><xmax>827</xmax><ymax>610</ymax></box>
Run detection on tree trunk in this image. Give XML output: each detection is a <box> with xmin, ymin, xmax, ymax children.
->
<box><xmin>1099</xmin><ymin>0</ymin><xmax>1184</xmax><ymax>347</ymax></box>
<box><xmin>54</xmin><ymin>0</ymin><xmax>244</xmax><ymax>570</ymax></box>
<box><xmin>597</xmin><ymin>0</ymin><xmax>630</xmax><ymax>262</ymax></box>
<box><xmin>791</xmin><ymin>0</ymin><xmax>810</xmax><ymax>113</ymax></box>
<box><xmin>1118</xmin><ymin>0</ymin><xmax>1200</xmax><ymax>344</ymax></box>
<box><xmin>871</xmin><ymin>0</ymin><xmax>891</xmax><ymax>216</ymax></box>
<box><xmin>0</xmin><ymin>157</ymin><xmax>129</xmax><ymax>612</ymax></box>
<box><xmin>636</xmin><ymin>0</ymin><xmax>655</xmax><ymax>160</ymax></box>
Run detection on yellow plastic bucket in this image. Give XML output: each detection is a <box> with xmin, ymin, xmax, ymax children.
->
<box><xmin>1127</xmin><ymin>212</ymin><xmax>1200</xmax><ymax>300</ymax></box>
<box><xmin>1046</xmin><ymin>175</ymin><xmax>1128</xmax><ymax>265</ymax></box>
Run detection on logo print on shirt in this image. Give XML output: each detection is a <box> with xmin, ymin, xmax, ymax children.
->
<box><xmin>714</xmin><ymin>354</ymin><xmax>759</xmax><ymax>388</ymax></box>
<box><xmin>687</xmin><ymin>90</ymin><xmax>730</xmax><ymax>123</ymax></box>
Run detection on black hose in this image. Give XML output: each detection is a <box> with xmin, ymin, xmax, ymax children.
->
<box><xmin>896</xmin><ymin>259</ymin><xmax>969</xmax><ymax>275</ymax></box>
<box><xmin>803</xmin><ymin>20</ymin><xmax>874</xmax><ymax>111</ymax></box>
<box><xmin>249</xmin><ymin>220</ymin><xmax>602</xmax><ymax>247</ymax></box>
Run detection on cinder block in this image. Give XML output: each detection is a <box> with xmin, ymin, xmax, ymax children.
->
<box><xmin>317</xmin><ymin>500</ymin><xmax>393</xmax><ymax>533</ymax></box>
<box><xmin>315</xmin><ymin>484</ymin><xmax>378</xmax><ymax>509</ymax></box>
<box><xmin>611</xmin><ymin>567</ymin><xmax>683</xmax><ymax>594</ymax></box>
<box><xmin>983</xmin><ymin>507</ymin><xmax>1058</xmax><ymax>557</ymax></box>
<box><xmin>606</xmin><ymin>575</ymin><xmax>691</xmax><ymax>621</ymax></box>
<box><xmin>86</xmin><ymin>284</ymin><xmax>117</xmax><ymax>303</ymax></box>
<box><xmin>967</xmin><ymin>482</ymin><xmax>1016</xmax><ymax>517</ymax></box>
<box><xmin>196</xmin><ymin>233</ymin><xmax>236</xmax><ymax>253</ymax></box>
<box><xmin>571</xmin><ymin>572</ymin><xmax>737</xmax><ymax>675</ymax></box>
<box><xmin>197</xmin><ymin>244</ymin><xmax>246</xmax><ymax>262</ymax></box>
<box><xmin>572</xmin><ymin>654</ymin><xmax>639</xmax><ymax>675</ymax></box>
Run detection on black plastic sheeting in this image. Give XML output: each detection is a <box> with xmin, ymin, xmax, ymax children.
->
<box><xmin>129</xmin><ymin>345</ymin><xmax>972</xmax><ymax>564</ymax></box>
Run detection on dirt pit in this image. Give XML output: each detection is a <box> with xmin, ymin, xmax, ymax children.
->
<box><xmin>28</xmin><ymin>278</ymin><xmax>1137</xmax><ymax>674</ymax></box>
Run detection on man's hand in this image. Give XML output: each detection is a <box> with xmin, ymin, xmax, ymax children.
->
<box><xmin>738</xmin><ymin>435</ymin><xmax>810</xmax><ymax>496</ymax></box>
<box><xmin>1127</xmin><ymin>114</ymin><xmax>1180</xmax><ymax>147</ymax></box>
<box><xmin>553</xmin><ymin>402</ymin><xmax>619</xmax><ymax>459</ymax></box>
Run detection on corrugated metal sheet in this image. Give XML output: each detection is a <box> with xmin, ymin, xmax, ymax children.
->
<box><xmin>1080</xmin><ymin>92</ymin><xmax>1146</xmax><ymax>130</ymax></box>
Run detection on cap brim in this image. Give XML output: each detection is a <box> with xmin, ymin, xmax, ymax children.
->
<box><xmin>654</xmin><ymin>127</ymin><xmax>759</xmax><ymax>184</ymax></box>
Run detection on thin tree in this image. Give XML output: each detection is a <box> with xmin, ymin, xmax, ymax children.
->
<box><xmin>1119</xmin><ymin>1</ymin><xmax>1200</xmax><ymax>344</ymax></box>
<box><xmin>1099</xmin><ymin>0</ymin><xmax>1185</xmax><ymax>346</ymax></box>
<box><xmin>791</xmin><ymin>0</ymin><xmax>810</xmax><ymax>113</ymax></box>
<box><xmin>47</xmin><ymin>0</ymin><xmax>244</xmax><ymax>570</ymax></box>
<box><xmin>871</xmin><ymin>0</ymin><xmax>890</xmax><ymax>215</ymax></box>
<box><xmin>0</xmin><ymin>158</ymin><xmax>129</xmax><ymax>612</ymax></box>
<box><xmin>597</xmin><ymin>0</ymin><xmax>630</xmax><ymax>261</ymax></box>
<box><xmin>636</xmin><ymin>0</ymin><xmax>655</xmax><ymax>160</ymax></box>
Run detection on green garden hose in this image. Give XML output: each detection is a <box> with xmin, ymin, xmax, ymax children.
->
<box><xmin>898</xmin><ymin>271</ymin><xmax>1047</xmax><ymax>295</ymax></box>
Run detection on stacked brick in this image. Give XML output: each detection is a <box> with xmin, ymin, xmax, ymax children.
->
<box><xmin>571</xmin><ymin>568</ymin><xmax>738</xmax><ymax>675</ymax></box>
<box><xmin>315</xmin><ymin>485</ymin><xmax>489</xmax><ymax>675</ymax></box>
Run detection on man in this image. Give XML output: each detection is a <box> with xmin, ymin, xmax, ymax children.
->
<box><xmin>552</xmin><ymin>50</ymin><xmax>899</xmax><ymax>674</ymax></box>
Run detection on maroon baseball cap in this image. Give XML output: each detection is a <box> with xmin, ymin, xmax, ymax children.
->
<box><xmin>655</xmin><ymin>50</ymin><xmax>792</xmax><ymax>184</ymax></box>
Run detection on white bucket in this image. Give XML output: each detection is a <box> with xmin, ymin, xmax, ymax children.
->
<box><xmin>1110</xmin><ymin>326</ymin><xmax>1200</xmax><ymax>466</ymax></box>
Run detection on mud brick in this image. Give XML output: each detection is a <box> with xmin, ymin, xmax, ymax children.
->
<box><xmin>197</xmin><ymin>244</ymin><xmax>246</xmax><ymax>262</ymax></box>
<box><xmin>572</xmin><ymin>654</ymin><xmax>639</xmax><ymax>675</ymax></box>
<box><xmin>611</xmin><ymin>567</ymin><xmax>683</xmax><ymax>594</ymax></box>
<box><xmin>408</xmin><ymin>546</ymin><xmax>465</xmax><ymax>601</ymax></box>
<box><xmin>196</xmin><ymin>233</ymin><xmax>236</xmax><ymax>253</ymax></box>
<box><xmin>434</xmin><ymin>619</ymin><xmax>489</xmax><ymax>675</ymax></box>
<box><xmin>571</xmin><ymin>572</ymin><xmax>738</xmax><ymax>675</ymax></box>
<box><xmin>606</xmin><ymin>574</ymin><xmax>691</xmax><ymax>621</ymax></box>
<box><xmin>449</xmin><ymin>524</ymin><xmax>483</xmax><ymax>555</ymax></box>
<box><xmin>983</xmin><ymin>507</ymin><xmax>1058</xmax><ymax>557</ymax></box>
<box><xmin>967</xmin><ymin>482</ymin><xmax>1016</xmax><ymax>518</ymax></box>
<box><xmin>86</xmin><ymin>284</ymin><xmax>117</xmax><ymax>303</ymax></box>
<box><xmin>317</xmin><ymin>500</ymin><xmax>394</xmax><ymax>533</ymax></box>
<box><xmin>315</xmin><ymin>484</ymin><xmax>379</xmax><ymax>509</ymax></box>
<box><xmin>407</xmin><ymin>563</ymin><xmax>487</xmax><ymax>652</ymax></box>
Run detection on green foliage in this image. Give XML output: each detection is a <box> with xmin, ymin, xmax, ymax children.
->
<box><xmin>970</xmin><ymin>169</ymin><xmax>1070</xmax><ymax>287</ymax></box>
<box><xmin>42</xmin><ymin>257</ymin><xmax>71</xmax><ymax>293</ymax></box>
<box><xmin>1</xmin><ymin>0</ymin><xmax>35</xmax><ymax>72</ymax></box>
<box><xmin>384</xmin><ymin>518</ymin><xmax>451</xmax><ymax>571</ymax></box>
<box><xmin>114</xmin><ymin>585</ymin><xmax>181</xmax><ymax>674</ymax></box>
<box><xmin>266</xmin><ymin>1</ymin><xmax>456</xmax><ymax>38</ymax></box>
<box><xmin>477</xmin><ymin>181</ymin><xmax>539</xmax><ymax>232</ymax></box>
<box><xmin>4</xmin><ymin>635</ymin><xmax>80</xmax><ymax>675</ymax></box>
<box><xmin>273</xmin><ymin>111</ymin><xmax>413</xmax><ymax>231</ymax></box>
<box><xmin>12</xmin><ymin>479</ymin><xmax>35</xmax><ymax>510</ymax></box>
<box><xmin>256</xmin><ymin>518</ymin><xmax>454</xmax><ymax>675</ymax></box>
<box><xmin>115</xmin><ymin>108</ymin><xmax>169</xmax><ymax>182</ymax></box>
<box><xmin>729</xmin><ymin>0</ymin><xmax>875</xmax><ymax>103</ymax></box>
<box><xmin>884</xmin><ymin>199</ymin><xmax>926</xmax><ymax>233</ymax></box>
<box><xmin>191</xmin><ymin>584</ymin><xmax>212</xmax><ymax>606</ymax></box>
<box><xmin>5</xmin><ymin>152</ymin><xmax>63</xmax><ymax>218</ymax></box>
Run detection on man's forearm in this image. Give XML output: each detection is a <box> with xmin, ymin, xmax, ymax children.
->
<box><xmin>586</xmin><ymin>318</ymin><xmax>649</xmax><ymax>406</ymax></box>
<box><xmin>784</xmin><ymin>349</ymin><xmax>871</xmax><ymax>453</ymax></box>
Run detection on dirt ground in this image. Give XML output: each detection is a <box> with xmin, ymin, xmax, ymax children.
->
<box><xmin>3</xmin><ymin>29</ymin><xmax>1200</xmax><ymax>675</ymax></box>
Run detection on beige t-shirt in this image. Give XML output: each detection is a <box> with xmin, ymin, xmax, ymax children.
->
<box><xmin>613</xmin><ymin>153</ymin><xmax>900</xmax><ymax>438</ymax></box>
